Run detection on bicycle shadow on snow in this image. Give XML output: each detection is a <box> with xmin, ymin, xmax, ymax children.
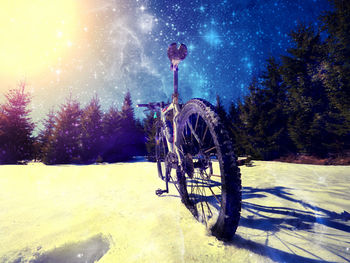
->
<box><xmin>228</xmin><ymin>186</ymin><xmax>350</xmax><ymax>263</ymax></box>
<box><xmin>156</xmin><ymin>179</ymin><xmax>350</xmax><ymax>262</ymax></box>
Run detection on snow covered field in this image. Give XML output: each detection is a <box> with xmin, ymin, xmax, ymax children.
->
<box><xmin>0</xmin><ymin>161</ymin><xmax>349</xmax><ymax>263</ymax></box>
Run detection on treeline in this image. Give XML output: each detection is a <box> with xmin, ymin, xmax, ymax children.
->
<box><xmin>219</xmin><ymin>0</ymin><xmax>350</xmax><ymax>159</ymax></box>
<box><xmin>0</xmin><ymin>86</ymin><xmax>145</xmax><ymax>164</ymax></box>
<box><xmin>142</xmin><ymin>1</ymin><xmax>349</xmax><ymax>161</ymax></box>
<box><xmin>0</xmin><ymin>0</ymin><xmax>348</xmax><ymax>164</ymax></box>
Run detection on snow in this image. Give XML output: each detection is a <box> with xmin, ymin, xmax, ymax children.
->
<box><xmin>0</xmin><ymin>161</ymin><xmax>349</xmax><ymax>262</ymax></box>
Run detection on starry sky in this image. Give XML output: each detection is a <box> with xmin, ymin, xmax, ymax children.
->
<box><xmin>0</xmin><ymin>0</ymin><xmax>331</xmax><ymax>129</ymax></box>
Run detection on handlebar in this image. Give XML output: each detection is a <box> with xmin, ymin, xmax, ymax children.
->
<box><xmin>136</xmin><ymin>102</ymin><xmax>168</xmax><ymax>111</ymax></box>
<box><xmin>136</xmin><ymin>103</ymin><xmax>151</xmax><ymax>108</ymax></box>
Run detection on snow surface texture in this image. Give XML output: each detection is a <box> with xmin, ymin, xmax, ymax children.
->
<box><xmin>0</xmin><ymin>161</ymin><xmax>349</xmax><ymax>262</ymax></box>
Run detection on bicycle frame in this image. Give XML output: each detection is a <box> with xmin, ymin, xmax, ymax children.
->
<box><xmin>159</xmin><ymin>66</ymin><xmax>183</xmax><ymax>169</ymax></box>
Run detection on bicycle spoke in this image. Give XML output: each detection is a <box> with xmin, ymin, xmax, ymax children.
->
<box><xmin>199</xmin><ymin>179</ymin><xmax>207</xmax><ymax>226</ymax></box>
<box><xmin>193</xmin><ymin>176</ymin><xmax>201</xmax><ymax>204</ymax></box>
<box><xmin>191</xmin><ymin>179</ymin><xmax>195</xmax><ymax>197</ymax></box>
<box><xmin>170</xmin><ymin>175</ymin><xmax>180</xmax><ymax>193</ymax></box>
<box><xmin>188</xmin><ymin>119</ymin><xmax>193</xmax><ymax>142</ymax></box>
<box><xmin>201</xmin><ymin>176</ymin><xmax>213</xmax><ymax>218</ymax></box>
<box><xmin>198</xmin><ymin>168</ymin><xmax>222</xmax><ymax>210</ymax></box>
<box><xmin>187</xmin><ymin>120</ymin><xmax>202</xmax><ymax>145</ymax></box>
<box><xmin>204</xmin><ymin>146</ymin><xmax>216</xmax><ymax>153</ymax></box>
<box><xmin>208</xmin><ymin>186</ymin><xmax>222</xmax><ymax>207</ymax></box>
<box><xmin>205</xmin><ymin>199</ymin><xmax>213</xmax><ymax>218</ymax></box>
<box><xmin>202</xmin><ymin>125</ymin><xmax>208</xmax><ymax>142</ymax></box>
<box><xmin>188</xmin><ymin>167</ymin><xmax>214</xmax><ymax>225</ymax></box>
<box><xmin>182</xmin><ymin>131</ymin><xmax>186</xmax><ymax>144</ymax></box>
<box><xmin>194</xmin><ymin>113</ymin><xmax>199</xmax><ymax>133</ymax></box>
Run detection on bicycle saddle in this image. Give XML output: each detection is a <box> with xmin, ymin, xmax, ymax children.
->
<box><xmin>167</xmin><ymin>43</ymin><xmax>187</xmax><ymax>69</ymax></box>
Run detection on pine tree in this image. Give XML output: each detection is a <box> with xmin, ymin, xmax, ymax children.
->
<box><xmin>143</xmin><ymin>110</ymin><xmax>158</xmax><ymax>161</ymax></box>
<box><xmin>0</xmin><ymin>108</ymin><xmax>8</xmax><ymax>162</ymax></box>
<box><xmin>260</xmin><ymin>57</ymin><xmax>292</xmax><ymax>158</ymax></box>
<box><xmin>135</xmin><ymin>118</ymin><xmax>146</xmax><ymax>157</ymax></box>
<box><xmin>38</xmin><ymin>110</ymin><xmax>56</xmax><ymax>163</ymax></box>
<box><xmin>48</xmin><ymin>98</ymin><xmax>82</xmax><ymax>164</ymax></box>
<box><xmin>121</xmin><ymin>91</ymin><xmax>135</xmax><ymax>123</ymax></box>
<box><xmin>216</xmin><ymin>95</ymin><xmax>247</xmax><ymax>156</ymax></box>
<box><xmin>281</xmin><ymin>24</ymin><xmax>330</xmax><ymax>156</ymax></box>
<box><xmin>118</xmin><ymin>91</ymin><xmax>143</xmax><ymax>160</ymax></box>
<box><xmin>101</xmin><ymin>105</ymin><xmax>123</xmax><ymax>162</ymax></box>
<box><xmin>216</xmin><ymin>95</ymin><xmax>228</xmax><ymax>124</ymax></box>
<box><xmin>81</xmin><ymin>96</ymin><xmax>103</xmax><ymax>163</ymax></box>
<box><xmin>320</xmin><ymin>0</ymin><xmax>350</xmax><ymax>153</ymax></box>
<box><xmin>0</xmin><ymin>82</ymin><xmax>34</xmax><ymax>164</ymax></box>
<box><xmin>235</xmin><ymin>64</ymin><xmax>291</xmax><ymax>160</ymax></box>
<box><xmin>239</xmin><ymin>80</ymin><xmax>270</xmax><ymax>159</ymax></box>
<box><xmin>228</xmin><ymin>100</ymin><xmax>247</xmax><ymax>157</ymax></box>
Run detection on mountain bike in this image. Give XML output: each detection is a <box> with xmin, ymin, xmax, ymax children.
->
<box><xmin>137</xmin><ymin>43</ymin><xmax>241</xmax><ymax>240</ymax></box>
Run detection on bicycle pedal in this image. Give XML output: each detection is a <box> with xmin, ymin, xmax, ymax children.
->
<box><xmin>155</xmin><ymin>189</ymin><xmax>163</xmax><ymax>196</ymax></box>
<box><xmin>155</xmin><ymin>189</ymin><xmax>167</xmax><ymax>196</ymax></box>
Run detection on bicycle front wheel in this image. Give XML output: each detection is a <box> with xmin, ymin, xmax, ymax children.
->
<box><xmin>177</xmin><ymin>99</ymin><xmax>241</xmax><ymax>240</ymax></box>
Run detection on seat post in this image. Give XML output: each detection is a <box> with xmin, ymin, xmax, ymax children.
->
<box><xmin>167</xmin><ymin>42</ymin><xmax>187</xmax><ymax>98</ymax></box>
<box><xmin>173</xmin><ymin>66</ymin><xmax>178</xmax><ymax>96</ymax></box>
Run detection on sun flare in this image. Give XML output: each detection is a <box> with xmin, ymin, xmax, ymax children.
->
<box><xmin>0</xmin><ymin>0</ymin><xmax>81</xmax><ymax>78</ymax></box>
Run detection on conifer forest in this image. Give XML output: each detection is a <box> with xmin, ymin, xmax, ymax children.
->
<box><xmin>0</xmin><ymin>0</ymin><xmax>349</xmax><ymax>165</ymax></box>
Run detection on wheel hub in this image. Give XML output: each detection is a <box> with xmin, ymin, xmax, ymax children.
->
<box><xmin>166</xmin><ymin>152</ymin><xmax>178</xmax><ymax>169</ymax></box>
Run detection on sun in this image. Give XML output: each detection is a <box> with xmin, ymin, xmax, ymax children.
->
<box><xmin>0</xmin><ymin>0</ymin><xmax>81</xmax><ymax>78</ymax></box>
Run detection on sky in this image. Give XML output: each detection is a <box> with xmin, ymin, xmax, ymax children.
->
<box><xmin>0</xmin><ymin>0</ymin><xmax>331</xmax><ymax>129</ymax></box>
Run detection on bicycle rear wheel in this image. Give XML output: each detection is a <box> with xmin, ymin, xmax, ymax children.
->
<box><xmin>177</xmin><ymin>99</ymin><xmax>241</xmax><ymax>240</ymax></box>
<box><xmin>156</xmin><ymin>126</ymin><xmax>169</xmax><ymax>180</ymax></box>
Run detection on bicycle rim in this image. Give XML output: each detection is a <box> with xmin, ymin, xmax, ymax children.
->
<box><xmin>156</xmin><ymin>129</ymin><xmax>168</xmax><ymax>180</ymax></box>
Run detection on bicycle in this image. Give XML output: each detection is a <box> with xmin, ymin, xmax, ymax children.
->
<box><xmin>137</xmin><ymin>43</ymin><xmax>241</xmax><ymax>240</ymax></box>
